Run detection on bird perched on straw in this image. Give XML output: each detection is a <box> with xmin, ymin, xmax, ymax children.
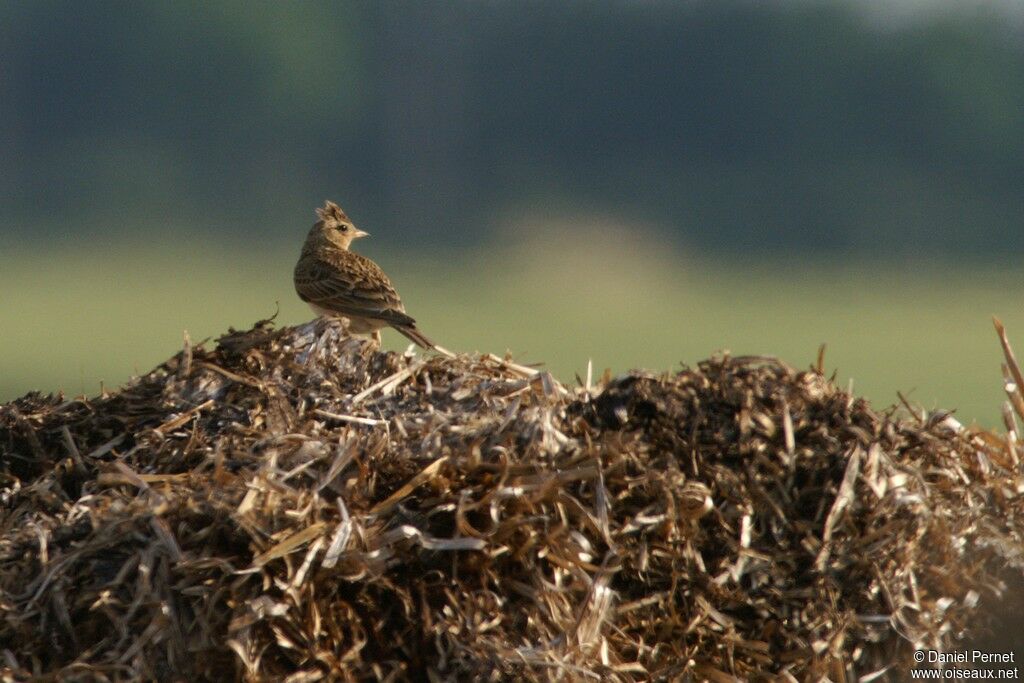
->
<box><xmin>294</xmin><ymin>200</ymin><xmax>437</xmax><ymax>350</ymax></box>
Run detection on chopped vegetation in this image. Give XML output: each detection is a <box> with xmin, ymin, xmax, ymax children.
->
<box><xmin>1</xmin><ymin>318</ymin><xmax>1023</xmax><ymax>681</ymax></box>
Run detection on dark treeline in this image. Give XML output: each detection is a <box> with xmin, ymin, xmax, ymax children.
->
<box><xmin>3</xmin><ymin>1</ymin><xmax>1022</xmax><ymax>256</ymax></box>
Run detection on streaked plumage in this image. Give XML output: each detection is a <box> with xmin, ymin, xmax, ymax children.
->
<box><xmin>294</xmin><ymin>200</ymin><xmax>435</xmax><ymax>349</ymax></box>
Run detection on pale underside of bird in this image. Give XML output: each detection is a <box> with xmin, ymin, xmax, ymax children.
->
<box><xmin>294</xmin><ymin>200</ymin><xmax>438</xmax><ymax>351</ymax></box>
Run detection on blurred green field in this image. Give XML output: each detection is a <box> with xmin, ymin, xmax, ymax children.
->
<box><xmin>1</xmin><ymin>232</ymin><xmax>1019</xmax><ymax>428</ymax></box>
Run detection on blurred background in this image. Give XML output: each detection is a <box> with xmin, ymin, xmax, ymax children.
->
<box><xmin>3</xmin><ymin>0</ymin><xmax>1024</xmax><ymax>425</ymax></box>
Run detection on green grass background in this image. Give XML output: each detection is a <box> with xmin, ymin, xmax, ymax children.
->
<box><xmin>2</xmin><ymin>232</ymin><xmax>1019</xmax><ymax>428</ymax></box>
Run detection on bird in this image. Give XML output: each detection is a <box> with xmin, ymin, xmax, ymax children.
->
<box><xmin>294</xmin><ymin>200</ymin><xmax>437</xmax><ymax>350</ymax></box>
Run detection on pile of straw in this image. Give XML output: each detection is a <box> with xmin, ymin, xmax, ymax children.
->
<box><xmin>2</xmin><ymin>319</ymin><xmax>1022</xmax><ymax>681</ymax></box>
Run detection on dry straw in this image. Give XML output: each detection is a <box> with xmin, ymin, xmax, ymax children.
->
<box><xmin>1</xmin><ymin>317</ymin><xmax>1023</xmax><ymax>681</ymax></box>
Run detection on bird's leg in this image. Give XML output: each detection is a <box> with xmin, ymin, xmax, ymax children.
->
<box><xmin>372</xmin><ymin>330</ymin><xmax>383</xmax><ymax>347</ymax></box>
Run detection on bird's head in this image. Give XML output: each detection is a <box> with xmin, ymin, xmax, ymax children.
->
<box><xmin>310</xmin><ymin>200</ymin><xmax>370</xmax><ymax>249</ymax></box>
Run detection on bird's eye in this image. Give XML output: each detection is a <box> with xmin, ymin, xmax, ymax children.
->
<box><xmin>339</xmin><ymin>224</ymin><xmax>349</xmax><ymax>232</ymax></box>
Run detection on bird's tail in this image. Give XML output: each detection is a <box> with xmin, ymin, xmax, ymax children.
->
<box><xmin>395</xmin><ymin>324</ymin><xmax>436</xmax><ymax>350</ymax></box>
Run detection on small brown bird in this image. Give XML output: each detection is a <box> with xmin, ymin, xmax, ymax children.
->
<box><xmin>294</xmin><ymin>200</ymin><xmax>436</xmax><ymax>349</ymax></box>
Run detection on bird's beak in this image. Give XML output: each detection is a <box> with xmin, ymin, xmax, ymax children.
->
<box><xmin>353</xmin><ymin>229</ymin><xmax>370</xmax><ymax>239</ymax></box>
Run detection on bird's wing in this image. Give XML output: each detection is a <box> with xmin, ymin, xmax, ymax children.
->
<box><xmin>294</xmin><ymin>252</ymin><xmax>416</xmax><ymax>326</ymax></box>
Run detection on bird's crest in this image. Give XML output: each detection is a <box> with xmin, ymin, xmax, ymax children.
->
<box><xmin>316</xmin><ymin>200</ymin><xmax>349</xmax><ymax>223</ymax></box>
